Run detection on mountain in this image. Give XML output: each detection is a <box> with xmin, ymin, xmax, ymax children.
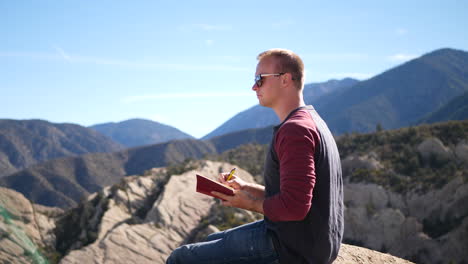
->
<box><xmin>209</xmin><ymin>125</ymin><xmax>274</xmax><ymax>153</ymax></box>
<box><xmin>90</xmin><ymin>118</ymin><xmax>194</xmax><ymax>147</ymax></box>
<box><xmin>202</xmin><ymin>78</ymin><xmax>359</xmax><ymax>139</ymax></box>
<box><xmin>419</xmin><ymin>90</ymin><xmax>468</xmax><ymax>124</ymax></box>
<box><xmin>303</xmin><ymin>77</ymin><xmax>360</xmax><ymax>102</ymax></box>
<box><xmin>0</xmin><ymin>139</ymin><xmax>216</xmax><ymax>208</ymax></box>
<box><xmin>0</xmin><ymin>119</ymin><xmax>123</xmax><ymax>177</ymax></box>
<box><xmin>0</xmin><ymin>120</ymin><xmax>272</xmax><ymax>208</ymax></box>
<box><xmin>315</xmin><ymin>48</ymin><xmax>468</xmax><ymax>134</ymax></box>
<box><xmin>0</xmin><ymin>122</ymin><xmax>277</xmax><ymax>208</ymax></box>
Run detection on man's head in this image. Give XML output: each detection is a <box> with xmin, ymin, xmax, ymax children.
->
<box><xmin>256</xmin><ymin>49</ymin><xmax>305</xmax><ymax>90</ymax></box>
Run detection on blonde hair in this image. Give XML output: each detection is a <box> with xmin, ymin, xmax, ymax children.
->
<box><xmin>257</xmin><ymin>48</ymin><xmax>305</xmax><ymax>90</ymax></box>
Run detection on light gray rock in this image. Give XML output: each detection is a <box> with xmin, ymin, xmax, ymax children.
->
<box><xmin>417</xmin><ymin>137</ymin><xmax>453</xmax><ymax>161</ymax></box>
<box><xmin>342</xmin><ymin>152</ymin><xmax>383</xmax><ymax>177</ymax></box>
<box><xmin>334</xmin><ymin>244</ymin><xmax>414</xmax><ymax>264</ymax></box>
<box><xmin>59</xmin><ymin>161</ymin><xmax>255</xmax><ymax>264</ymax></box>
<box><xmin>345</xmin><ymin>176</ymin><xmax>468</xmax><ymax>264</ymax></box>
<box><xmin>455</xmin><ymin>140</ymin><xmax>468</xmax><ymax>164</ymax></box>
<box><xmin>0</xmin><ymin>187</ymin><xmax>61</xmax><ymax>264</ymax></box>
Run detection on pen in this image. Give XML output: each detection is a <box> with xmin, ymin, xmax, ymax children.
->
<box><xmin>227</xmin><ymin>168</ymin><xmax>236</xmax><ymax>181</ymax></box>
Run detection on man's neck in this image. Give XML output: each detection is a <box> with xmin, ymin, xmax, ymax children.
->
<box><xmin>273</xmin><ymin>96</ymin><xmax>306</xmax><ymax>122</ymax></box>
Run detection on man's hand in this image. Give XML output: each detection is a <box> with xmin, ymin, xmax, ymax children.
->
<box><xmin>212</xmin><ymin>189</ymin><xmax>264</xmax><ymax>214</ymax></box>
<box><xmin>218</xmin><ymin>172</ymin><xmax>248</xmax><ymax>190</ymax></box>
<box><xmin>213</xmin><ymin>171</ymin><xmax>265</xmax><ymax>214</ymax></box>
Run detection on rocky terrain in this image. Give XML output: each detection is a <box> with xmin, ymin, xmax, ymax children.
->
<box><xmin>0</xmin><ymin>187</ymin><xmax>62</xmax><ymax>263</ymax></box>
<box><xmin>342</xmin><ymin>138</ymin><xmax>468</xmax><ymax>264</ymax></box>
<box><xmin>0</xmin><ymin>161</ymin><xmax>415</xmax><ymax>263</ymax></box>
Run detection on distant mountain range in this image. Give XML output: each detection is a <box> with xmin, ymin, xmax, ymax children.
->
<box><xmin>204</xmin><ymin>48</ymin><xmax>468</xmax><ymax>137</ymax></box>
<box><xmin>0</xmin><ymin>123</ymin><xmax>277</xmax><ymax>208</ymax></box>
<box><xmin>0</xmin><ymin>119</ymin><xmax>123</xmax><ymax>177</ymax></box>
<box><xmin>90</xmin><ymin>118</ymin><xmax>194</xmax><ymax>147</ymax></box>
<box><xmin>202</xmin><ymin>78</ymin><xmax>359</xmax><ymax>139</ymax></box>
<box><xmin>0</xmin><ymin>139</ymin><xmax>216</xmax><ymax>208</ymax></box>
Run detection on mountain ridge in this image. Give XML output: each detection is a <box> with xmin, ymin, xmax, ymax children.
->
<box><xmin>315</xmin><ymin>48</ymin><xmax>468</xmax><ymax>134</ymax></box>
<box><xmin>90</xmin><ymin>118</ymin><xmax>194</xmax><ymax>147</ymax></box>
<box><xmin>0</xmin><ymin>119</ymin><xmax>123</xmax><ymax>178</ymax></box>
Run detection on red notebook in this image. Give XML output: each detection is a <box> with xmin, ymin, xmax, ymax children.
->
<box><xmin>196</xmin><ymin>174</ymin><xmax>234</xmax><ymax>200</ymax></box>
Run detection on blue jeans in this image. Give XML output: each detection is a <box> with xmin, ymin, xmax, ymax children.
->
<box><xmin>166</xmin><ymin>220</ymin><xmax>279</xmax><ymax>264</ymax></box>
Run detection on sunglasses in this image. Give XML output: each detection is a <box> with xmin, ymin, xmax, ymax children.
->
<box><xmin>254</xmin><ymin>73</ymin><xmax>285</xmax><ymax>87</ymax></box>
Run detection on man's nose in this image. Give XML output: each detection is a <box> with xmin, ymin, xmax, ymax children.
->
<box><xmin>252</xmin><ymin>83</ymin><xmax>258</xmax><ymax>91</ymax></box>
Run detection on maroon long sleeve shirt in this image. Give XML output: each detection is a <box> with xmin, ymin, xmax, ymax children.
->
<box><xmin>263</xmin><ymin>106</ymin><xmax>344</xmax><ymax>264</ymax></box>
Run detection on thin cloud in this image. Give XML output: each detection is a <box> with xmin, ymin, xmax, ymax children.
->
<box><xmin>395</xmin><ymin>28</ymin><xmax>408</xmax><ymax>36</ymax></box>
<box><xmin>205</xmin><ymin>39</ymin><xmax>214</xmax><ymax>46</ymax></box>
<box><xmin>179</xmin><ymin>23</ymin><xmax>232</xmax><ymax>31</ymax></box>
<box><xmin>272</xmin><ymin>20</ymin><xmax>295</xmax><ymax>29</ymax></box>
<box><xmin>0</xmin><ymin>50</ymin><xmax>249</xmax><ymax>72</ymax></box>
<box><xmin>387</xmin><ymin>53</ymin><xmax>418</xmax><ymax>62</ymax></box>
<box><xmin>122</xmin><ymin>91</ymin><xmax>252</xmax><ymax>104</ymax></box>
<box><xmin>52</xmin><ymin>45</ymin><xmax>71</xmax><ymax>61</ymax></box>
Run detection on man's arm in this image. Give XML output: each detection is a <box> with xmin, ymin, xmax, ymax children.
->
<box><xmin>263</xmin><ymin>121</ymin><xmax>318</xmax><ymax>222</ymax></box>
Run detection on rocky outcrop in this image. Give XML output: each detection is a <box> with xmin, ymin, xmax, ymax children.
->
<box><xmin>344</xmin><ymin>177</ymin><xmax>468</xmax><ymax>264</ymax></box>
<box><xmin>0</xmin><ymin>187</ymin><xmax>62</xmax><ymax>263</ymax></box>
<box><xmin>342</xmin><ymin>138</ymin><xmax>468</xmax><ymax>263</ymax></box>
<box><xmin>334</xmin><ymin>244</ymin><xmax>414</xmax><ymax>264</ymax></box>
<box><xmin>58</xmin><ymin>161</ymin><xmax>256</xmax><ymax>264</ymax></box>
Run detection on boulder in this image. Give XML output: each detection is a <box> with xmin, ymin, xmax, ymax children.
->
<box><xmin>417</xmin><ymin>137</ymin><xmax>453</xmax><ymax>161</ymax></box>
<box><xmin>342</xmin><ymin>152</ymin><xmax>383</xmax><ymax>177</ymax></box>
<box><xmin>455</xmin><ymin>140</ymin><xmax>468</xmax><ymax>164</ymax></box>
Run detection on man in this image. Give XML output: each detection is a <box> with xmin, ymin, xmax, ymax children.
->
<box><xmin>166</xmin><ymin>49</ymin><xmax>344</xmax><ymax>264</ymax></box>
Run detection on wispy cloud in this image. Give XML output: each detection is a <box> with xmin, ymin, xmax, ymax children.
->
<box><xmin>387</xmin><ymin>53</ymin><xmax>418</xmax><ymax>62</ymax></box>
<box><xmin>395</xmin><ymin>28</ymin><xmax>408</xmax><ymax>36</ymax></box>
<box><xmin>179</xmin><ymin>23</ymin><xmax>232</xmax><ymax>31</ymax></box>
<box><xmin>205</xmin><ymin>39</ymin><xmax>214</xmax><ymax>46</ymax></box>
<box><xmin>122</xmin><ymin>91</ymin><xmax>252</xmax><ymax>104</ymax></box>
<box><xmin>272</xmin><ymin>20</ymin><xmax>295</xmax><ymax>29</ymax></box>
<box><xmin>53</xmin><ymin>45</ymin><xmax>71</xmax><ymax>61</ymax></box>
<box><xmin>0</xmin><ymin>49</ymin><xmax>249</xmax><ymax>72</ymax></box>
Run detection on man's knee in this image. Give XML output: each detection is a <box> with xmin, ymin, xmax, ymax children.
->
<box><xmin>166</xmin><ymin>245</ymin><xmax>187</xmax><ymax>264</ymax></box>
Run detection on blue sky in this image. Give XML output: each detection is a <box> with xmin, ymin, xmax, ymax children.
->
<box><xmin>1</xmin><ymin>1</ymin><xmax>467</xmax><ymax>138</ymax></box>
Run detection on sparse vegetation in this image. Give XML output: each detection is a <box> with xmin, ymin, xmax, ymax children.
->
<box><xmin>338</xmin><ymin>120</ymin><xmax>468</xmax><ymax>193</ymax></box>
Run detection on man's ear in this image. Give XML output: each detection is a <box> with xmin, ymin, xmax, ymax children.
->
<box><xmin>282</xmin><ymin>73</ymin><xmax>293</xmax><ymax>87</ymax></box>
